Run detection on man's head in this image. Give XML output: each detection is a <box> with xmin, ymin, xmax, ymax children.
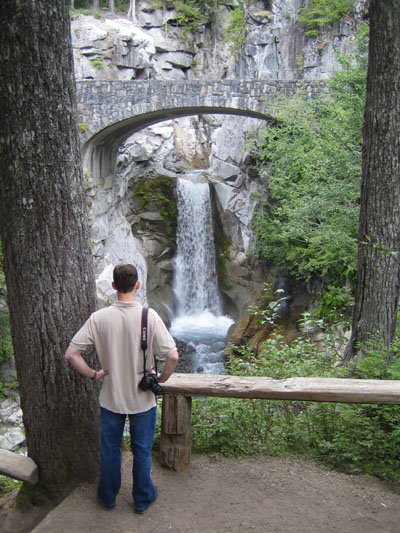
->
<box><xmin>113</xmin><ymin>264</ymin><xmax>139</xmax><ymax>293</ymax></box>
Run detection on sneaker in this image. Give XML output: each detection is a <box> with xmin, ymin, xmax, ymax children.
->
<box><xmin>135</xmin><ymin>486</ymin><xmax>158</xmax><ymax>515</ymax></box>
<box><xmin>97</xmin><ymin>496</ymin><xmax>115</xmax><ymax>511</ymax></box>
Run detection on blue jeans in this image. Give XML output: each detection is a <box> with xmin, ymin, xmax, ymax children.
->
<box><xmin>97</xmin><ymin>406</ymin><xmax>157</xmax><ymax>511</ymax></box>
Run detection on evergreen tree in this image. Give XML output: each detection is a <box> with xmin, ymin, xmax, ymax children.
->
<box><xmin>0</xmin><ymin>0</ymin><xmax>100</xmax><ymax>496</ymax></box>
<box><xmin>344</xmin><ymin>0</ymin><xmax>400</xmax><ymax>361</ymax></box>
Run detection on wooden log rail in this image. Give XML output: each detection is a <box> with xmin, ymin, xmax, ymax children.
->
<box><xmin>0</xmin><ymin>449</ymin><xmax>38</xmax><ymax>484</ymax></box>
<box><xmin>159</xmin><ymin>373</ymin><xmax>400</xmax><ymax>471</ymax></box>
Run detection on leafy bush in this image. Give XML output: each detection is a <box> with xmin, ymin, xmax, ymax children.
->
<box><xmin>298</xmin><ymin>0</ymin><xmax>354</xmax><ymax>37</ymax></box>
<box><xmin>247</xmin><ymin>25</ymin><xmax>368</xmax><ymax>286</ymax></box>
<box><xmin>191</xmin><ymin>329</ymin><xmax>400</xmax><ymax>482</ymax></box>
<box><xmin>0</xmin><ymin>475</ymin><xmax>22</xmax><ymax>497</ymax></box>
<box><xmin>171</xmin><ymin>0</ymin><xmax>219</xmax><ymax>36</ymax></box>
<box><xmin>223</xmin><ymin>2</ymin><xmax>247</xmax><ymax>52</ymax></box>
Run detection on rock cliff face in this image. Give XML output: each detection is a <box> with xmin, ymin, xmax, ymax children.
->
<box><xmin>71</xmin><ymin>0</ymin><xmax>366</xmax><ymax>322</ymax></box>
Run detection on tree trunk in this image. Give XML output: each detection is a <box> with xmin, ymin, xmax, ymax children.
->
<box><xmin>0</xmin><ymin>0</ymin><xmax>100</xmax><ymax>495</ymax></box>
<box><xmin>128</xmin><ymin>0</ymin><xmax>136</xmax><ymax>22</ymax></box>
<box><xmin>109</xmin><ymin>0</ymin><xmax>115</xmax><ymax>13</ymax></box>
<box><xmin>343</xmin><ymin>0</ymin><xmax>400</xmax><ymax>363</ymax></box>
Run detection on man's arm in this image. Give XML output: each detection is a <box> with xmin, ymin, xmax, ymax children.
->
<box><xmin>158</xmin><ymin>350</ymin><xmax>179</xmax><ymax>383</ymax></box>
<box><xmin>65</xmin><ymin>345</ymin><xmax>109</xmax><ymax>381</ymax></box>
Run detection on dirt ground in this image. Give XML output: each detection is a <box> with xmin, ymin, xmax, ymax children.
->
<box><xmin>2</xmin><ymin>451</ymin><xmax>400</xmax><ymax>533</ymax></box>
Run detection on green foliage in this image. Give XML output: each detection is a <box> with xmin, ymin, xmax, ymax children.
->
<box><xmin>174</xmin><ymin>0</ymin><xmax>203</xmax><ymax>34</ymax></box>
<box><xmin>135</xmin><ymin>175</ymin><xmax>178</xmax><ymax>238</ymax></box>
<box><xmin>298</xmin><ymin>0</ymin><xmax>354</xmax><ymax>37</ymax></box>
<box><xmin>0</xmin><ymin>311</ymin><xmax>13</xmax><ymax>367</ymax></box>
<box><xmin>313</xmin><ymin>284</ymin><xmax>354</xmax><ymax>324</ymax></box>
<box><xmin>0</xmin><ymin>475</ymin><xmax>22</xmax><ymax>497</ymax></box>
<box><xmin>90</xmin><ymin>58</ymin><xmax>105</xmax><ymax>69</ymax></box>
<box><xmin>248</xmin><ymin>25</ymin><xmax>368</xmax><ymax>286</ymax></box>
<box><xmin>170</xmin><ymin>0</ymin><xmax>218</xmax><ymax>37</ymax></box>
<box><xmin>223</xmin><ymin>2</ymin><xmax>247</xmax><ymax>53</ymax></box>
<box><xmin>191</xmin><ymin>328</ymin><xmax>400</xmax><ymax>482</ymax></box>
<box><xmin>71</xmin><ymin>0</ymin><xmax>247</xmax><ymax>49</ymax></box>
<box><xmin>248</xmin><ymin>282</ymin><xmax>290</xmax><ymax>327</ymax></box>
<box><xmin>115</xmin><ymin>1</ymin><xmax>130</xmax><ymax>14</ymax></box>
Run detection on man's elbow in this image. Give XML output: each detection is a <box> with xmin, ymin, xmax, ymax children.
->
<box><xmin>169</xmin><ymin>350</ymin><xmax>179</xmax><ymax>362</ymax></box>
<box><xmin>65</xmin><ymin>345</ymin><xmax>78</xmax><ymax>363</ymax></box>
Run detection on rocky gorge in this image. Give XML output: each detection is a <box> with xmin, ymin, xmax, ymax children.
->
<box><xmin>0</xmin><ymin>0</ymin><xmax>366</xmax><ymax>453</ymax></box>
<box><xmin>74</xmin><ymin>0</ymin><xmax>365</xmax><ymax>317</ymax></box>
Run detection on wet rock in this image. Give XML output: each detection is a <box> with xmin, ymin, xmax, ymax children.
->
<box><xmin>172</xmin><ymin>339</ymin><xmax>196</xmax><ymax>373</ymax></box>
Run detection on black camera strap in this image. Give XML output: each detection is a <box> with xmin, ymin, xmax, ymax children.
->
<box><xmin>140</xmin><ymin>307</ymin><xmax>158</xmax><ymax>376</ymax></box>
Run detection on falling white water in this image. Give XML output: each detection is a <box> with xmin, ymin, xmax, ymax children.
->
<box><xmin>173</xmin><ymin>174</ymin><xmax>221</xmax><ymax>316</ymax></box>
<box><xmin>171</xmin><ymin>172</ymin><xmax>233</xmax><ymax>373</ymax></box>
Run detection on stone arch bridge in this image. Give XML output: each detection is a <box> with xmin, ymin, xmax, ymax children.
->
<box><xmin>76</xmin><ymin>79</ymin><xmax>326</xmax><ymax>177</ymax></box>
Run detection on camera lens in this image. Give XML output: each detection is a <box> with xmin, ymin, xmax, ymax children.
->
<box><xmin>151</xmin><ymin>381</ymin><xmax>163</xmax><ymax>395</ymax></box>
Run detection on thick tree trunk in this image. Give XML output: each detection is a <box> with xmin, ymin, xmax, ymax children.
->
<box><xmin>344</xmin><ymin>0</ymin><xmax>400</xmax><ymax>362</ymax></box>
<box><xmin>0</xmin><ymin>1</ymin><xmax>100</xmax><ymax>494</ymax></box>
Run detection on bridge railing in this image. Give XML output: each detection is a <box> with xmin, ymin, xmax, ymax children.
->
<box><xmin>159</xmin><ymin>373</ymin><xmax>400</xmax><ymax>471</ymax></box>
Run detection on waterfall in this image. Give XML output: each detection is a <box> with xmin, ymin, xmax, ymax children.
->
<box><xmin>170</xmin><ymin>171</ymin><xmax>233</xmax><ymax>374</ymax></box>
<box><xmin>173</xmin><ymin>174</ymin><xmax>221</xmax><ymax>316</ymax></box>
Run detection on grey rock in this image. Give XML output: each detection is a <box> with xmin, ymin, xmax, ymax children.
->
<box><xmin>156</xmin><ymin>51</ymin><xmax>194</xmax><ymax>69</ymax></box>
<box><xmin>138</xmin><ymin>211</ymin><xmax>163</xmax><ymax>222</ymax></box>
<box><xmin>0</xmin><ymin>428</ymin><xmax>26</xmax><ymax>452</ymax></box>
<box><xmin>138</xmin><ymin>9</ymin><xmax>164</xmax><ymax>28</ymax></box>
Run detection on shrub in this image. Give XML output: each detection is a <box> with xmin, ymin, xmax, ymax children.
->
<box><xmin>90</xmin><ymin>58</ymin><xmax>105</xmax><ymax>69</ymax></box>
<box><xmin>191</xmin><ymin>330</ymin><xmax>400</xmax><ymax>482</ymax></box>
<box><xmin>247</xmin><ymin>25</ymin><xmax>368</xmax><ymax>287</ymax></box>
<box><xmin>223</xmin><ymin>3</ymin><xmax>247</xmax><ymax>53</ymax></box>
<box><xmin>298</xmin><ymin>0</ymin><xmax>354</xmax><ymax>37</ymax></box>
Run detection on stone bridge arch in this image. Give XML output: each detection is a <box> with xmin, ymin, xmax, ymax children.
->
<box><xmin>76</xmin><ymin>79</ymin><xmax>325</xmax><ymax>178</ymax></box>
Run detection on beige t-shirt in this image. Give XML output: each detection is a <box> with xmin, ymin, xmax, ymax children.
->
<box><xmin>70</xmin><ymin>301</ymin><xmax>176</xmax><ymax>414</ymax></box>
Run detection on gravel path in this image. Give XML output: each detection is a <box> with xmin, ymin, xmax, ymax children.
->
<box><xmin>3</xmin><ymin>451</ymin><xmax>400</xmax><ymax>533</ymax></box>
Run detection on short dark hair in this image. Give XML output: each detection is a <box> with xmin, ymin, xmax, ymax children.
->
<box><xmin>113</xmin><ymin>264</ymin><xmax>138</xmax><ymax>293</ymax></box>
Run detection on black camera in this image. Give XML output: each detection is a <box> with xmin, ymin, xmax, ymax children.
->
<box><xmin>138</xmin><ymin>374</ymin><xmax>163</xmax><ymax>395</ymax></box>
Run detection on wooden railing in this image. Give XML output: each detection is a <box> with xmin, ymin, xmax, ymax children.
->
<box><xmin>159</xmin><ymin>373</ymin><xmax>400</xmax><ymax>471</ymax></box>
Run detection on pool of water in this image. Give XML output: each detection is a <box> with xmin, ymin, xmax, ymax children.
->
<box><xmin>170</xmin><ymin>311</ymin><xmax>234</xmax><ymax>374</ymax></box>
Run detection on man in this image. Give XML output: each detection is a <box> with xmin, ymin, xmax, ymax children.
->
<box><xmin>65</xmin><ymin>264</ymin><xmax>179</xmax><ymax>513</ymax></box>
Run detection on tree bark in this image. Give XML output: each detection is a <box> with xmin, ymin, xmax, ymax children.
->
<box><xmin>343</xmin><ymin>0</ymin><xmax>400</xmax><ymax>362</ymax></box>
<box><xmin>128</xmin><ymin>0</ymin><xmax>136</xmax><ymax>22</ymax></box>
<box><xmin>0</xmin><ymin>1</ymin><xmax>100</xmax><ymax>495</ymax></box>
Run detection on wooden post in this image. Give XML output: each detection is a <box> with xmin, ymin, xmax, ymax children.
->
<box><xmin>159</xmin><ymin>394</ymin><xmax>192</xmax><ymax>471</ymax></box>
